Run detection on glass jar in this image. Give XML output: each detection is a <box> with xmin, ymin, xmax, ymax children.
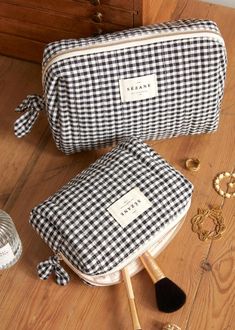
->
<box><xmin>0</xmin><ymin>210</ymin><xmax>22</xmax><ymax>270</ymax></box>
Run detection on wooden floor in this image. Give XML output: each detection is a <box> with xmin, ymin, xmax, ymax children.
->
<box><xmin>0</xmin><ymin>1</ymin><xmax>235</xmax><ymax>329</ymax></box>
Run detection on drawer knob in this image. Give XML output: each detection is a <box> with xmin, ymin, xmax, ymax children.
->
<box><xmin>93</xmin><ymin>28</ymin><xmax>103</xmax><ymax>36</ymax></box>
<box><xmin>89</xmin><ymin>0</ymin><xmax>100</xmax><ymax>5</ymax></box>
<box><xmin>92</xmin><ymin>12</ymin><xmax>103</xmax><ymax>23</ymax></box>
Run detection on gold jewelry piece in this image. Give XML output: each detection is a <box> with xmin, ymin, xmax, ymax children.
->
<box><xmin>191</xmin><ymin>207</ymin><xmax>226</xmax><ymax>241</ymax></box>
<box><xmin>162</xmin><ymin>323</ymin><xmax>181</xmax><ymax>330</ymax></box>
<box><xmin>213</xmin><ymin>172</ymin><xmax>235</xmax><ymax>198</ymax></box>
<box><xmin>185</xmin><ymin>158</ymin><xmax>200</xmax><ymax>172</ymax></box>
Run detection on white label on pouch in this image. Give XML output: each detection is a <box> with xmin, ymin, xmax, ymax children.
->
<box><xmin>107</xmin><ymin>187</ymin><xmax>152</xmax><ymax>227</ymax></box>
<box><xmin>0</xmin><ymin>243</ymin><xmax>14</xmax><ymax>266</ymax></box>
<box><xmin>119</xmin><ymin>74</ymin><xmax>158</xmax><ymax>102</ymax></box>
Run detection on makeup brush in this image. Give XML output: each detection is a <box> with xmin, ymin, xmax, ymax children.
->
<box><xmin>140</xmin><ymin>252</ymin><xmax>186</xmax><ymax>313</ymax></box>
<box><xmin>122</xmin><ymin>267</ymin><xmax>142</xmax><ymax>330</ymax></box>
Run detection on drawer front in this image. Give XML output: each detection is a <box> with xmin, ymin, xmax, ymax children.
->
<box><xmin>0</xmin><ymin>32</ymin><xmax>45</xmax><ymax>63</ymax></box>
<box><xmin>3</xmin><ymin>1</ymin><xmax>135</xmax><ymax>27</ymax></box>
<box><xmin>0</xmin><ymin>1</ymin><xmax>142</xmax><ymax>63</ymax></box>
<box><xmin>0</xmin><ymin>16</ymin><xmax>126</xmax><ymax>44</ymax></box>
<box><xmin>5</xmin><ymin>0</ymin><xmax>134</xmax><ymax>11</ymax></box>
<box><xmin>85</xmin><ymin>0</ymin><xmax>134</xmax><ymax>9</ymax></box>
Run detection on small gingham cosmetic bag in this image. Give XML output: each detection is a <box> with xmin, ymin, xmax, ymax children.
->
<box><xmin>30</xmin><ymin>138</ymin><xmax>193</xmax><ymax>286</ymax></box>
<box><xmin>14</xmin><ymin>19</ymin><xmax>226</xmax><ymax>154</ymax></box>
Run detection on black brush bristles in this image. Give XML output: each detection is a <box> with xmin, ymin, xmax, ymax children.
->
<box><xmin>155</xmin><ymin>277</ymin><xmax>186</xmax><ymax>313</ymax></box>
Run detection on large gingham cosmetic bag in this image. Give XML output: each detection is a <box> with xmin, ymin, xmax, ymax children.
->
<box><xmin>14</xmin><ymin>19</ymin><xmax>227</xmax><ymax>154</ymax></box>
<box><xmin>30</xmin><ymin>138</ymin><xmax>193</xmax><ymax>286</ymax></box>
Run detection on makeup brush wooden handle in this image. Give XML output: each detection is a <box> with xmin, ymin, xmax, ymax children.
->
<box><xmin>122</xmin><ymin>267</ymin><xmax>142</xmax><ymax>330</ymax></box>
<box><xmin>140</xmin><ymin>252</ymin><xmax>165</xmax><ymax>283</ymax></box>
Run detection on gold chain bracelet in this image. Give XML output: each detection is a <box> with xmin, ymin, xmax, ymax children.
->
<box><xmin>191</xmin><ymin>207</ymin><xmax>226</xmax><ymax>241</ymax></box>
<box><xmin>190</xmin><ymin>170</ymin><xmax>235</xmax><ymax>241</ymax></box>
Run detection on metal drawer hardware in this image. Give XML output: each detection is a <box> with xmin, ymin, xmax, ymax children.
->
<box><xmin>92</xmin><ymin>12</ymin><xmax>103</xmax><ymax>23</ymax></box>
<box><xmin>93</xmin><ymin>28</ymin><xmax>103</xmax><ymax>36</ymax></box>
<box><xmin>89</xmin><ymin>0</ymin><xmax>100</xmax><ymax>5</ymax></box>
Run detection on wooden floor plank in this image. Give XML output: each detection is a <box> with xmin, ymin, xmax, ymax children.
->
<box><xmin>0</xmin><ymin>56</ymin><xmax>47</xmax><ymax>210</ymax></box>
<box><xmin>0</xmin><ymin>1</ymin><xmax>235</xmax><ymax>329</ymax></box>
<box><xmin>1</xmin><ymin>88</ymin><xmax>234</xmax><ymax>330</ymax></box>
<box><xmin>171</xmin><ymin>1</ymin><xmax>235</xmax><ymax>329</ymax></box>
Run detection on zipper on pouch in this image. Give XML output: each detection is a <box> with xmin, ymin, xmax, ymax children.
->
<box><xmin>42</xmin><ymin>28</ymin><xmax>224</xmax><ymax>83</ymax></box>
<box><xmin>58</xmin><ymin>201</ymin><xmax>191</xmax><ymax>286</ymax></box>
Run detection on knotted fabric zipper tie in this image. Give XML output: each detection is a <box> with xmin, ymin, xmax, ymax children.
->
<box><xmin>37</xmin><ymin>255</ymin><xmax>70</xmax><ymax>286</ymax></box>
<box><xmin>14</xmin><ymin>95</ymin><xmax>44</xmax><ymax>138</ymax></box>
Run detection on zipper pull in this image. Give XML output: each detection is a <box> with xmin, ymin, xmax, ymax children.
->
<box><xmin>14</xmin><ymin>95</ymin><xmax>44</xmax><ymax>138</ymax></box>
<box><xmin>37</xmin><ymin>254</ymin><xmax>70</xmax><ymax>286</ymax></box>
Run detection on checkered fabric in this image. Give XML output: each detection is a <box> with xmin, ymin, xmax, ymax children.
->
<box><xmin>37</xmin><ymin>255</ymin><xmax>70</xmax><ymax>285</ymax></box>
<box><xmin>42</xmin><ymin>19</ymin><xmax>220</xmax><ymax>65</ymax></box>
<box><xmin>14</xmin><ymin>19</ymin><xmax>227</xmax><ymax>154</ymax></box>
<box><xmin>30</xmin><ymin>138</ymin><xmax>193</xmax><ymax>277</ymax></box>
<box><xmin>14</xmin><ymin>95</ymin><xmax>44</xmax><ymax>138</ymax></box>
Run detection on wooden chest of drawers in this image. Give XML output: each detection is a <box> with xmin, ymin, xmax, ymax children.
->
<box><xmin>0</xmin><ymin>0</ymin><xmax>180</xmax><ymax>62</ymax></box>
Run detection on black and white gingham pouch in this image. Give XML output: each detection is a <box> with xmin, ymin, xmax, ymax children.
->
<box><xmin>30</xmin><ymin>138</ymin><xmax>193</xmax><ymax>286</ymax></box>
<box><xmin>14</xmin><ymin>19</ymin><xmax>227</xmax><ymax>154</ymax></box>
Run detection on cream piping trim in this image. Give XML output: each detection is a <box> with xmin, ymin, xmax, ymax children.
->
<box><xmin>42</xmin><ymin>30</ymin><xmax>224</xmax><ymax>83</ymax></box>
<box><xmin>59</xmin><ymin>199</ymin><xmax>191</xmax><ymax>286</ymax></box>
